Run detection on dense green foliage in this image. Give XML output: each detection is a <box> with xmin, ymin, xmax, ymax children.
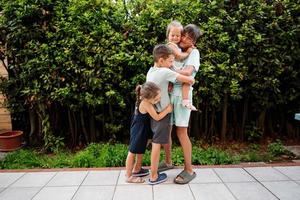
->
<box><xmin>0</xmin><ymin>0</ymin><xmax>299</xmax><ymax>150</ymax></box>
<box><xmin>1</xmin><ymin>142</ymin><xmax>293</xmax><ymax>169</ymax></box>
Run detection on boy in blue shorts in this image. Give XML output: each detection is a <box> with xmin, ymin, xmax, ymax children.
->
<box><xmin>146</xmin><ymin>44</ymin><xmax>194</xmax><ymax>185</ymax></box>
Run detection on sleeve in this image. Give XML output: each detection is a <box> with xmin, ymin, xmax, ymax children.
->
<box><xmin>163</xmin><ymin>68</ymin><xmax>178</xmax><ymax>83</ymax></box>
<box><xmin>185</xmin><ymin>49</ymin><xmax>200</xmax><ymax>72</ymax></box>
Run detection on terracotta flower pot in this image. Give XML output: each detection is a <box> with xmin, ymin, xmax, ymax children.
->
<box><xmin>0</xmin><ymin>131</ymin><xmax>23</xmax><ymax>152</ymax></box>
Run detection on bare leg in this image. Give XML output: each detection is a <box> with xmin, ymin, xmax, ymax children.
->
<box><xmin>150</xmin><ymin>143</ymin><xmax>161</xmax><ymax>181</ymax></box>
<box><xmin>125</xmin><ymin>152</ymin><xmax>135</xmax><ymax>178</ymax></box>
<box><xmin>162</xmin><ymin>125</ymin><xmax>172</xmax><ymax>165</ymax></box>
<box><xmin>176</xmin><ymin>127</ymin><xmax>193</xmax><ymax>176</ymax></box>
<box><xmin>182</xmin><ymin>83</ymin><xmax>190</xmax><ymax>100</ymax></box>
<box><xmin>133</xmin><ymin>154</ymin><xmax>143</xmax><ymax>173</ymax></box>
<box><xmin>182</xmin><ymin>84</ymin><xmax>197</xmax><ymax>111</ymax></box>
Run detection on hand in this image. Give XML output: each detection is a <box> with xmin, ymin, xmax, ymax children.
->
<box><xmin>190</xmin><ymin>77</ymin><xmax>195</xmax><ymax>85</ymax></box>
<box><xmin>166</xmin><ymin>104</ymin><xmax>173</xmax><ymax>113</ymax></box>
<box><xmin>186</xmin><ymin>47</ymin><xmax>194</xmax><ymax>54</ymax></box>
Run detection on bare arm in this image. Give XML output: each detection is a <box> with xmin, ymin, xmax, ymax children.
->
<box><xmin>176</xmin><ymin>74</ymin><xmax>195</xmax><ymax>85</ymax></box>
<box><xmin>168</xmin><ymin>43</ymin><xmax>192</xmax><ymax>61</ymax></box>
<box><xmin>145</xmin><ymin>103</ymin><xmax>172</xmax><ymax>121</ymax></box>
<box><xmin>175</xmin><ymin>65</ymin><xmax>195</xmax><ymax>76</ymax></box>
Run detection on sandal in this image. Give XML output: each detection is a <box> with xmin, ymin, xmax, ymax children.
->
<box><xmin>148</xmin><ymin>173</ymin><xmax>167</xmax><ymax>185</ymax></box>
<box><xmin>158</xmin><ymin>161</ymin><xmax>174</xmax><ymax>172</ymax></box>
<box><xmin>126</xmin><ymin>176</ymin><xmax>145</xmax><ymax>183</ymax></box>
<box><xmin>132</xmin><ymin>168</ymin><xmax>150</xmax><ymax>177</ymax></box>
<box><xmin>174</xmin><ymin>170</ymin><xmax>196</xmax><ymax>184</ymax></box>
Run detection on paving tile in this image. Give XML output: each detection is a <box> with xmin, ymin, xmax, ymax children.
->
<box><xmin>72</xmin><ymin>186</ymin><xmax>115</xmax><ymax>200</ymax></box>
<box><xmin>117</xmin><ymin>170</ymin><xmax>148</xmax><ymax>185</ymax></box>
<box><xmin>245</xmin><ymin>167</ymin><xmax>289</xmax><ymax>181</ymax></box>
<box><xmin>11</xmin><ymin>172</ymin><xmax>56</xmax><ymax>187</ymax></box>
<box><xmin>46</xmin><ymin>171</ymin><xmax>88</xmax><ymax>186</ymax></box>
<box><xmin>227</xmin><ymin>182</ymin><xmax>277</xmax><ymax>200</ymax></box>
<box><xmin>0</xmin><ymin>187</ymin><xmax>41</xmax><ymax>200</ymax></box>
<box><xmin>190</xmin><ymin>183</ymin><xmax>236</xmax><ymax>200</ymax></box>
<box><xmin>190</xmin><ymin>168</ymin><xmax>222</xmax><ymax>183</ymax></box>
<box><xmin>214</xmin><ymin>168</ymin><xmax>255</xmax><ymax>182</ymax></box>
<box><xmin>0</xmin><ymin>188</ymin><xmax>5</xmax><ymax>193</ymax></box>
<box><xmin>262</xmin><ymin>181</ymin><xmax>300</xmax><ymax>200</ymax></box>
<box><xmin>163</xmin><ymin>168</ymin><xmax>182</xmax><ymax>184</ymax></box>
<box><xmin>82</xmin><ymin>170</ymin><xmax>120</xmax><ymax>186</ymax></box>
<box><xmin>153</xmin><ymin>184</ymin><xmax>194</xmax><ymax>200</ymax></box>
<box><xmin>0</xmin><ymin>173</ymin><xmax>24</xmax><ymax>187</ymax></box>
<box><xmin>274</xmin><ymin>166</ymin><xmax>300</xmax><ymax>180</ymax></box>
<box><xmin>32</xmin><ymin>186</ymin><xmax>78</xmax><ymax>200</ymax></box>
<box><xmin>113</xmin><ymin>185</ymin><xmax>152</xmax><ymax>200</ymax></box>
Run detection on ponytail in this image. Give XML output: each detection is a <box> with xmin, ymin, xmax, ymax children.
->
<box><xmin>135</xmin><ymin>85</ymin><xmax>142</xmax><ymax>107</ymax></box>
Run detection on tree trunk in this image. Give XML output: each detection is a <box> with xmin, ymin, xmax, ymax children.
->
<box><xmin>90</xmin><ymin>115</ymin><xmax>96</xmax><ymax>142</ymax></box>
<box><xmin>221</xmin><ymin>93</ymin><xmax>228</xmax><ymax>142</ymax></box>
<box><xmin>241</xmin><ymin>97</ymin><xmax>249</xmax><ymax>141</ymax></box>
<box><xmin>67</xmin><ymin>109</ymin><xmax>75</xmax><ymax>147</ymax></box>
<box><xmin>80</xmin><ymin>110</ymin><xmax>89</xmax><ymax>144</ymax></box>
<box><xmin>258</xmin><ymin>109</ymin><xmax>266</xmax><ymax>136</ymax></box>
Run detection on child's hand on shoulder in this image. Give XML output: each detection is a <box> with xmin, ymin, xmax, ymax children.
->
<box><xmin>166</xmin><ymin>104</ymin><xmax>173</xmax><ymax>113</ymax></box>
<box><xmin>186</xmin><ymin>47</ymin><xmax>194</xmax><ymax>54</ymax></box>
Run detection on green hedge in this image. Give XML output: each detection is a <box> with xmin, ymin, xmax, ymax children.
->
<box><xmin>0</xmin><ymin>0</ymin><xmax>299</xmax><ymax>150</ymax></box>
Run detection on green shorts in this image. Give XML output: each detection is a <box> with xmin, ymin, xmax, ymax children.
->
<box><xmin>170</xmin><ymin>94</ymin><xmax>192</xmax><ymax>127</ymax></box>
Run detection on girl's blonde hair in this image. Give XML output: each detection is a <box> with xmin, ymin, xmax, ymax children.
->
<box><xmin>166</xmin><ymin>20</ymin><xmax>183</xmax><ymax>38</ymax></box>
<box><xmin>135</xmin><ymin>82</ymin><xmax>160</xmax><ymax>105</ymax></box>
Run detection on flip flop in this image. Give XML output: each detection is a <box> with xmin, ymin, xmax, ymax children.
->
<box><xmin>148</xmin><ymin>173</ymin><xmax>168</xmax><ymax>185</ymax></box>
<box><xmin>174</xmin><ymin>170</ymin><xmax>196</xmax><ymax>184</ymax></box>
<box><xmin>158</xmin><ymin>161</ymin><xmax>174</xmax><ymax>172</ymax></box>
<box><xmin>126</xmin><ymin>176</ymin><xmax>145</xmax><ymax>183</ymax></box>
<box><xmin>132</xmin><ymin>168</ymin><xmax>150</xmax><ymax>177</ymax></box>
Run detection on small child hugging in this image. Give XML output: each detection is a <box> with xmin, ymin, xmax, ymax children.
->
<box><xmin>125</xmin><ymin>82</ymin><xmax>173</xmax><ymax>183</ymax></box>
<box><xmin>166</xmin><ymin>20</ymin><xmax>197</xmax><ymax>111</ymax></box>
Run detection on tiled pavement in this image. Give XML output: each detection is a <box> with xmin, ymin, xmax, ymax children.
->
<box><xmin>0</xmin><ymin>165</ymin><xmax>300</xmax><ymax>200</ymax></box>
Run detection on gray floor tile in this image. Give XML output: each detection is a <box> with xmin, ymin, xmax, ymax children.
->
<box><xmin>0</xmin><ymin>188</ymin><xmax>5</xmax><ymax>193</ymax></box>
<box><xmin>262</xmin><ymin>181</ymin><xmax>300</xmax><ymax>200</ymax></box>
<box><xmin>274</xmin><ymin>166</ymin><xmax>300</xmax><ymax>180</ymax></box>
<box><xmin>0</xmin><ymin>187</ymin><xmax>41</xmax><ymax>200</ymax></box>
<box><xmin>163</xmin><ymin>169</ymin><xmax>182</xmax><ymax>184</ymax></box>
<box><xmin>153</xmin><ymin>184</ymin><xmax>194</xmax><ymax>200</ymax></box>
<box><xmin>214</xmin><ymin>168</ymin><xmax>255</xmax><ymax>182</ymax></box>
<box><xmin>32</xmin><ymin>186</ymin><xmax>78</xmax><ymax>200</ymax></box>
<box><xmin>190</xmin><ymin>168</ymin><xmax>222</xmax><ymax>183</ymax></box>
<box><xmin>11</xmin><ymin>172</ymin><xmax>56</xmax><ymax>187</ymax></box>
<box><xmin>227</xmin><ymin>182</ymin><xmax>277</xmax><ymax>200</ymax></box>
<box><xmin>0</xmin><ymin>173</ymin><xmax>24</xmax><ymax>187</ymax></box>
<box><xmin>190</xmin><ymin>183</ymin><xmax>236</xmax><ymax>200</ymax></box>
<box><xmin>245</xmin><ymin>167</ymin><xmax>289</xmax><ymax>181</ymax></box>
<box><xmin>72</xmin><ymin>186</ymin><xmax>115</xmax><ymax>200</ymax></box>
<box><xmin>46</xmin><ymin>171</ymin><xmax>88</xmax><ymax>186</ymax></box>
<box><xmin>113</xmin><ymin>185</ymin><xmax>152</xmax><ymax>200</ymax></box>
<box><xmin>82</xmin><ymin>170</ymin><xmax>120</xmax><ymax>186</ymax></box>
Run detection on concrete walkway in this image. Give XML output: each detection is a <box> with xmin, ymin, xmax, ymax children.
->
<box><xmin>0</xmin><ymin>165</ymin><xmax>300</xmax><ymax>200</ymax></box>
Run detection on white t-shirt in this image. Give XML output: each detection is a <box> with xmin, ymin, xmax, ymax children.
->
<box><xmin>172</xmin><ymin>49</ymin><xmax>200</xmax><ymax>96</ymax></box>
<box><xmin>146</xmin><ymin>67</ymin><xmax>178</xmax><ymax>112</ymax></box>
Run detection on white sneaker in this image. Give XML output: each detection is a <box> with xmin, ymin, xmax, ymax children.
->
<box><xmin>182</xmin><ymin>100</ymin><xmax>197</xmax><ymax>111</ymax></box>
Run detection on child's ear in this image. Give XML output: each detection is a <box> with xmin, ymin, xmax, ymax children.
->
<box><xmin>158</xmin><ymin>57</ymin><xmax>164</xmax><ymax>64</ymax></box>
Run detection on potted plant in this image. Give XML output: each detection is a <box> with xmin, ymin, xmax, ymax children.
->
<box><xmin>0</xmin><ymin>130</ymin><xmax>23</xmax><ymax>151</ymax></box>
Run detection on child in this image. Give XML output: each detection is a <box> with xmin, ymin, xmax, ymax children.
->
<box><xmin>146</xmin><ymin>44</ymin><xmax>194</xmax><ymax>185</ymax></box>
<box><xmin>125</xmin><ymin>82</ymin><xmax>173</xmax><ymax>183</ymax></box>
<box><xmin>166</xmin><ymin>20</ymin><xmax>197</xmax><ymax>111</ymax></box>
